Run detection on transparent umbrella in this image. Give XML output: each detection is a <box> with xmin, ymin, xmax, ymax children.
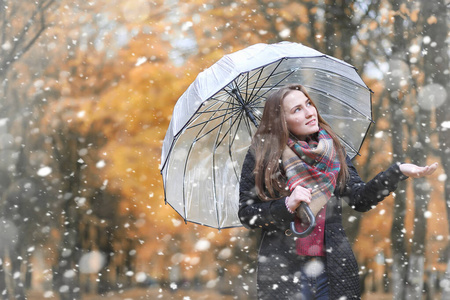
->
<box><xmin>160</xmin><ymin>42</ymin><xmax>373</xmax><ymax>234</ymax></box>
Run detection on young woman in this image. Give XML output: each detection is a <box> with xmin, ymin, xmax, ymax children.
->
<box><xmin>238</xmin><ymin>84</ymin><xmax>437</xmax><ymax>300</ymax></box>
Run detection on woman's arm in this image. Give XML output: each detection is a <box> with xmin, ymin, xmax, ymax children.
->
<box><xmin>342</xmin><ymin>157</ymin><xmax>409</xmax><ymax>212</ymax></box>
<box><xmin>238</xmin><ymin>149</ymin><xmax>294</xmax><ymax>231</ymax></box>
<box><xmin>343</xmin><ymin>157</ymin><xmax>438</xmax><ymax>212</ymax></box>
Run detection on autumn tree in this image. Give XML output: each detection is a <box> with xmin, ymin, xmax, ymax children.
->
<box><xmin>0</xmin><ymin>1</ymin><xmax>59</xmax><ymax>299</ymax></box>
<box><xmin>1</xmin><ymin>1</ymin><xmax>448</xmax><ymax>299</ymax></box>
<box><xmin>421</xmin><ymin>1</ymin><xmax>450</xmax><ymax>298</ymax></box>
<box><xmin>348</xmin><ymin>0</ymin><xmax>448</xmax><ymax>298</ymax></box>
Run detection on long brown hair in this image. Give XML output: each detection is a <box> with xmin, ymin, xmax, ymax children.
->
<box><xmin>251</xmin><ymin>84</ymin><xmax>349</xmax><ymax>200</ymax></box>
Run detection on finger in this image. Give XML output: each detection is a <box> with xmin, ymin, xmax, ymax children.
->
<box><xmin>417</xmin><ymin>167</ymin><xmax>430</xmax><ymax>177</ymax></box>
<box><xmin>417</xmin><ymin>166</ymin><xmax>428</xmax><ymax>175</ymax></box>
<box><xmin>416</xmin><ymin>164</ymin><xmax>437</xmax><ymax>177</ymax></box>
<box><xmin>420</xmin><ymin>163</ymin><xmax>437</xmax><ymax>176</ymax></box>
<box><xmin>428</xmin><ymin>163</ymin><xmax>438</xmax><ymax>174</ymax></box>
<box><xmin>422</xmin><ymin>166</ymin><xmax>433</xmax><ymax>176</ymax></box>
<box><xmin>293</xmin><ymin>186</ymin><xmax>311</xmax><ymax>196</ymax></box>
<box><xmin>424</xmin><ymin>168</ymin><xmax>435</xmax><ymax>176</ymax></box>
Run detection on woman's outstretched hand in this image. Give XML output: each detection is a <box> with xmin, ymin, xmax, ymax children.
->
<box><xmin>399</xmin><ymin>162</ymin><xmax>438</xmax><ymax>178</ymax></box>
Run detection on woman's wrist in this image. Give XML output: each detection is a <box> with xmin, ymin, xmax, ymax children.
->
<box><xmin>285</xmin><ymin>197</ymin><xmax>295</xmax><ymax>214</ymax></box>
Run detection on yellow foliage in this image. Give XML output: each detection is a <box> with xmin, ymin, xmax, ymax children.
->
<box><xmin>32</xmin><ymin>0</ymin><xmax>448</xmax><ymax>288</ymax></box>
<box><xmin>279</xmin><ymin>3</ymin><xmax>307</xmax><ymax>23</ymax></box>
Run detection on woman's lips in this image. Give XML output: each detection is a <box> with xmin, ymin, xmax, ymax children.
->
<box><xmin>306</xmin><ymin>119</ymin><xmax>316</xmax><ymax>125</ymax></box>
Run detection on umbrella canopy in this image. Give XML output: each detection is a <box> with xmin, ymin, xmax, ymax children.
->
<box><xmin>161</xmin><ymin>42</ymin><xmax>373</xmax><ymax>229</ymax></box>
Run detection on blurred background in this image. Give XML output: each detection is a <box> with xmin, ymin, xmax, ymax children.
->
<box><xmin>0</xmin><ymin>0</ymin><xmax>449</xmax><ymax>299</ymax></box>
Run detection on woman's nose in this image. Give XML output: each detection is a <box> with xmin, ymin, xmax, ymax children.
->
<box><xmin>304</xmin><ymin>107</ymin><xmax>313</xmax><ymax>117</ymax></box>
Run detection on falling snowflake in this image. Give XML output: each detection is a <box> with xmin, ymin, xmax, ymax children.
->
<box><xmin>37</xmin><ymin>166</ymin><xmax>52</xmax><ymax>177</ymax></box>
<box><xmin>135</xmin><ymin>57</ymin><xmax>147</xmax><ymax>66</ymax></box>
<box><xmin>194</xmin><ymin>238</ymin><xmax>211</xmax><ymax>251</ymax></box>
<box><xmin>79</xmin><ymin>251</ymin><xmax>106</xmax><ymax>274</ymax></box>
<box><xmin>96</xmin><ymin>160</ymin><xmax>106</xmax><ymax>168</ymax></box>
<box><xmin>169</xmin><ymin>282</ymin><xmax>178</xmax><ymax>290</ymax></box>
<box><xmin>63</xmin><ymin>270</ymin><xmax>76</xmax><ymax>279</ymax></box>
<box><xmin>441</xmin><ymin>121</ymin><xmax>450</xmax><ymax>130</ymax></box>
<box><xmin>218</xmin><ymin>247</ymin><xmax>232</xmax><ymax>260</ymax></box>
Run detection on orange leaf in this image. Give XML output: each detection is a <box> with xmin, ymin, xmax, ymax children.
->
<box><xmin>369</xmin><ymin>20</ymin><xmax>378</xmax><ymax>31</ymax></box>
<box><xmin>411</xmin><ymin>9</ymin><xmax>419</xmax><ymax>22</ymax></box>
<box><xmin>427</xmin><ymin>15</ymin><xmax>437</xmax><ymax>25</ymax></box>
<box><xmin>399</xmin><ymin>3</ymin><xmax>409</xmax><ymax>15</ymax></box>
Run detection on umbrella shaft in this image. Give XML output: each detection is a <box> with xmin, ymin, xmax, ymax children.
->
<box><xmin>232</xmin><ymin>89</ymin><xmax>258</xmax><ymax>127</ymax></box>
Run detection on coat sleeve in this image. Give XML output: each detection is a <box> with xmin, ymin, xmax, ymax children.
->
<box><xmin>238</xmin><ymin>149</ymin><xmax>295</xmax><ymax>231</ymax></box>
<box><xmin>342</xmin><ymin>156</ymin><xmax>409</xmax><ymax>212</ymax></box>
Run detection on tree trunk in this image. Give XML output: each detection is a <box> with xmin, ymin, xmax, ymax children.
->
<box><xmin>0</xmin><ymin>256</ymin><xmax>8</xmax><ymax>299</ymax></box>
<box><xmin>54</xmin><ymin>138</ymin><xmax>83</xmax><ymax>300</ymax></box>
<box><xmin>419</xmin><ymin>0</ymin><xmax>450</xmax><ymax>298</ymax></box>
<box><xmin>11</xmin><ymin>256</ymin><xmax>26</xmax><ymax>300</ymax></box>
<box><xmin>406</xmin><ymin>103</ymin><xmax>431</xmax><ymax>298</ymax></box>
<box><xmin>406</xmin><ymin>254</ymin><xmax>425</xmax><ymax>298</ymax></box>
<box><xmin>443</xmin><ymin>262</ymin><xmax>450</xmax><ymax>300</ymax></box>
<box><xmin>389</xmin><ymin>1</ymin><xmax>409</xmax><ymax>298</ymax></box>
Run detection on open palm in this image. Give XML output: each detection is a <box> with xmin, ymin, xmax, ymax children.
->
<box><xmin>399</xmin><ymin>162</ymin><xmax>438</xmax><ymax>178</ymax></box>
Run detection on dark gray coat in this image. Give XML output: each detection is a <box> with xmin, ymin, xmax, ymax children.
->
<box><xmin>238</xmin><ymin>149</ymin><xmax>408</xmax><ymax>299</ymax></box>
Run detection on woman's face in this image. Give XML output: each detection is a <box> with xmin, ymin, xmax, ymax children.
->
<box><xmin>282</xmin><ymin>90</ymin><xmax>320</xmax><ymax>140</ymax></box>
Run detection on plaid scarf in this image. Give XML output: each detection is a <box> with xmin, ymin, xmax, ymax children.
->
<box><xmin>282</xmin><ymin>129</ymin><xmax>340</xmax><ymax>256</ymax></box>
<box><xmin>282</xmin><ymin>129</ymin><xmax>340</xmax><ymax>220</ymax></box>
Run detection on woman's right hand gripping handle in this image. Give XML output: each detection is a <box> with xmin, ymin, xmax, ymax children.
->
<box><xmin>286</xmin><ymin>186</ymin><xmax>317</xmax><ymax>237</ymax></box>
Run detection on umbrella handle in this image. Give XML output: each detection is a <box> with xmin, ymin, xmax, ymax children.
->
<box><xmin>290</xmin><ymin>202</ymin><xmax>316</xmax><ymax>237</ymax></box>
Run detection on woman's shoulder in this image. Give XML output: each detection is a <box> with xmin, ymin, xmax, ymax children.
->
<box><xmin>242</xmin><ymin>147</ymin><xmax>256</xmax><ymax>169</ymax></box>
<box><xmin>345</xmin><ymin>155</ymin><xmax>355</xmax><ymax>169</ymax></box>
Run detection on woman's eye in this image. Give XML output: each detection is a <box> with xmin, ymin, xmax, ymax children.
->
<box><xmin>294</xmin><ymin>108</ymin><xmax>301</xmax><ymax>112</ymax></box>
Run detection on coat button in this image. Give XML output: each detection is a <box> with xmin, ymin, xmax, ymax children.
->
<box><xmin>285</xmin><ymin>229</ymin><xmax>292</xmax><ymax>236</ymax></box>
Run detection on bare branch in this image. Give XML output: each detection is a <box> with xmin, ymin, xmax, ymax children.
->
<box><xmin>0</xmin><ymin>0</ymin><xmax>57</xmax><ymax>78</ymax></box>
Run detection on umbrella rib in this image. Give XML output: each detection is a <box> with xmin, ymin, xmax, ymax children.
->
<box><xmin>181</xmin><ymin>141</ymin><xmax>195</xmax><ymax>223</ymax></box>
<box><xmin>227</xmin><ymin>111</ymin><xmax>252</xmax><ymax>181</ymax></box>
<box><xmin>245</xmin><ymin>66</ymin><xmax>265</xmax><ymax>102</ymax></box>
<box><xmin>304</xmin><ymin>60</ymin><xmax>370</xmax><ymax>90</ymax></box>
<box><xmin>191</xmin><ymin>99</ymin><xmax>243</xmax><ymax>142</ymax></box>
<box><xmin>195</xmin><ymin>109</ymin><xmax>240</xmax><ymax>144</ymax></box>
<box><xmin>304</xmin><ymin>85</ymin><xmax>373</xmax><ymax>121</ymax></box>
<box><xmin>244</xmin><ymin>60</ymin><xmax>285</xmax><ymax>104</ymax></box>
<box><xmin>186</xmin><ymin>106</ymin><xmax>241</xmax><ymax>130</ymax></box>
<box><xmin>181</xmin><ymin>99</ymin><xmax>237</xmax><ymax>226</ymax></box>
<box><xmin>232</xmin><ymin>110</ymin><xmax>258</xmax><ymax>180</ymax></box>
<box><xmin>199</xmin><ymin>95</ymin><xmax>241</xmax><ymax>111</ymax></box>
<box><xmin>189</xmin><ymin>106</ymin><xmax>241</xmax><ymax>124</ymax></box>
<box><xmin>212</xmin><ymin>128</ymin><xmax>221</xmax><ymax>229</ymax></box>
<box><xmin>224</xmin><ymin>62</ymin><xmax>278</xmax><ymax>108</ymax></box>
<box><xmin>207</xmin><ymin>95</ymin><xmax>241</xmax><ymax>105</ymax></box>
<box><xmin>215</xmin><ymin>108</ymin><xmax>246</xmax><ymax>148</ymax></box>
<box><xmin>246</xmin><ymin>65</ymin><xmax>298</xmax><ymax>107</ymax></box>
<box><xmin>336</xmin><ymin>135</ymin><xmax>361</xmax><ymax>156</ymax></box>
<box><xmin>211</xmin><ymin>99</ymin><xmax>240</xmax><ymax>229</ymax></box>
